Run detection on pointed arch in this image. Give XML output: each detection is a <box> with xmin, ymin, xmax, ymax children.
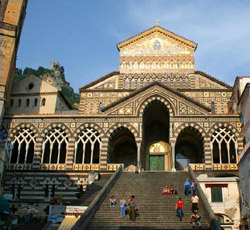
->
<box><xmin>10</xmin><ymin>128</ymin><xmax>36</xmax><ymax>164</ymax></box>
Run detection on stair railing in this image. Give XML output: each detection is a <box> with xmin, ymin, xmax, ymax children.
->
<box><xmin>189</xmin><ymin>166</ymin><xmax>222</xmax><ymax>230</ymax></box>
<box><xmin>72</xmin><ymin>164</ymin><xmax>124</xmax><ymax>230</ymax></box>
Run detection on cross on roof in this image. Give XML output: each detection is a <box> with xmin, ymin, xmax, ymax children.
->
<box><xmin>155</xmin><ymin>19</ymin><xmax>160</xmax><ymax>26</ymax></box>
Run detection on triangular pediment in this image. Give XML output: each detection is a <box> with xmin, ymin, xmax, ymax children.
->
<box><xmin>117</xmin><ymin>26</ymin><xmax>197</xmax><ymax>52</ymax></box>
<box><xmin>102</xmin><ymin>82</ymin><xmax>211</xmax><ymax>116</ymax></box>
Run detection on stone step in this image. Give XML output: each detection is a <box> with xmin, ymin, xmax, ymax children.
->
<box><xmin>85</xmin><ymin>171</ymin><xmax>210</xmax><ymax>230</ymax></box>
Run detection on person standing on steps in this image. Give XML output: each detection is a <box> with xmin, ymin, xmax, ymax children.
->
<box><xmin>191</xmin><ymin>193</ymin><xmax>199</xmax><ymax>213</ymax></box>
<box><xmin>184</xmin><ymin>178</ymin><xmax>191</xmax><ymax>195</ymax></box>
<box><xmin>128</xmin><ymin>195</ymin><xmax>138</xmax><ymax>221</ymax></box>
<box><xmin>175</xmin><ymin>197</ymin><xmax>184</xmax><ymax>221</ymax></box>
<box><xmin>120</xmin><ymin>196</ymin><xmax>127</xmax><ymax>217</ymax></box>
<box><xmin>190</xmin><ymin>179</ymin><xmax>196</xmax><ymax>195</ymax></box>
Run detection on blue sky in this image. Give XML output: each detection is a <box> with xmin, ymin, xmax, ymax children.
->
<box><xmin>17</xmin><ymin>0</ymin><xmax>250</xmax><ymax>92</ymax></box>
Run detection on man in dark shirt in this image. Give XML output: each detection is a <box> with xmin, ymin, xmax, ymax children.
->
<box><xmin>128</xmin><ymin>195</ymin><xmax>138</xmax><ymax>221</ymax></box>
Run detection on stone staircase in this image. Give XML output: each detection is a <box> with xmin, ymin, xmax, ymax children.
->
<box><xmin>86</xmin><ymin>171</ymin><xmax>211</xmax><ymax>230</ymax></box>
<box><xmin>73</xmin><ymin>174</ymin><xmax>112</xmax><ymax>206</ymax></box>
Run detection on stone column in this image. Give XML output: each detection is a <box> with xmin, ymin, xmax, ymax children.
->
<box><xmin>136</xmin><ymin>142</ymin><xmax>141</xmax><ymax>169</ymax></box>
<box><xmin>66</xmin><ymin>137</ymin><xmax>75</xmax><ymax>170</ymax></box>
<box><xmin>171</xmin><ymin>142</ymin><xmax>176</xmax><ymax>171</ymax></box>
<box><xmin>204</xmin><ymin>137</ymin><xmax>212</xmax><ymax>170</ymax></box>
<box><xmin>33</xmin><ymin>137</ymin><xmax>43</xmax><ymax>169</ymax></box>
<box><xmin>99</xmin><ymin>137</ymin><xmax>109</xmax><ymax>170</ymax></box>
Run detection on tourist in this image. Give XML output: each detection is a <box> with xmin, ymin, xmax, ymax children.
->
<box><xmin>170</xmin><ymin>185</ymin><xmax>178</xmax><ymax>194</ymax></box>
<box><xmin>120</xmin><ymin>196</ymin><xmax>127</xmax><ymax>217</ymax></box>
<box><xmin>191</xmin><ymin>193</ymin><xmax>199</xmax><ymax>212</ymax></box>
<box><xmin>110</xmin><ymin>196</ymin><xmax>116</xmax><ymax>207</ymax></box>
<box><xmin>175</xmin><ymin>197</ymin><xmax>184</xmax><ymax>221</ymax></box>
<box><xmin>128</xmin><ymin>195</ymin><xmax>138</xmax><ymax>221</ymax></box>
<box><xmin>191</xmin><ymin>179</ymin><xmax>196</xmax><ymax>195</ymax></box>
<box><xmin>162</xmin><ymin>185</ymin><xmax>170</xmax><ymax>195</ymax></box>
<box><xmin>190</xmin><ymin>208</ymin><xmax>202</xmax><ymax>229</ymax></box>
<box><xmin>184</xmin><ymin>178</ymin><xmax>191</xmax><ymax>195</ymax></box>
<box><xmin>24</xmin><ymin>207</ymin><xmax>31</xmax><ymax>223</ymax></box>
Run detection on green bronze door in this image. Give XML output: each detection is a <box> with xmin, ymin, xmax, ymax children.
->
<box><xmin>150</xmin><ymin>155</ymin><xmax>164</xmax><ymax>171</ymax></box>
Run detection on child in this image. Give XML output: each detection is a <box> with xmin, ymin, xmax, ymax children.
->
<box><xmin>175</xmin><ymin>197</ymin><xmax>184</xmax><ymax>221</ymax></box>
<box><xmin>110</xmin><ymin>196</ymin><xmax>116</xmax><ymax>207</ymax></box>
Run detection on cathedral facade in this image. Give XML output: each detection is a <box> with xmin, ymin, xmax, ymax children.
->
<box><xmin>2</xmin><ymin>26</ymin><xmax>243</xmax><ymax>224</ymax></box>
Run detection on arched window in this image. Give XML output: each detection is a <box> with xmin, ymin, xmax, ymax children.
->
<box><xmin>211</xmin><ymin>102</ymin><xmax>215</xmax><ymax>114</ymax></box>
<box><xmin>137</xmin><ymin>77</ymin><xmax>141</xmax><ymax>89</ymax></box>
<box><xmin>10</xmin><ymin>128</ymin><xmax>35</xmax><ymax>164</ymax></box>
<box><xmin>34</xmin><ymin>98</ymin><xmax>38</xmax><ymax>107</ymax></box>
<box><xmin>149</xmin><ymin>77</ymin><xmax>153</xmax><ymax>84</ymax></box>
<box><xmin>152</xmin><ymin>61</ymin><xmax>156</xmax><ymax>69</ymax></box>
<box><xmin>167</xmin><ymin>77</ymin><xmax>171</xmax><ymax>86</ymax></box>
<box><xmin>10</xmin><ymin>99</ymin><xmax>14</xmax><ymax>107</ymax></box>
<box><xmin>161</xmin><ymin>77</ymin><xmax>165</xmax><ymax>83</ymax></box>
<box><xmin>185</xmin><ymin>77</ymin><xmax>189</xmax><ymax>87</ymax></box>
<box><xmin>75</xmin><ymin>128</ymin><xmax>101</xmax><ymax>164</ymax></box>
<box><xmin>131</xmin><ymin>78</ymin><xmax>135</xmax><ymax>89</ymax></box>
<box><xmin>155</xmin><ymin>77</ymin><xmax>159</xmax><ymax>82</ymax></box>
<box><xmin>143</xmin><ymin>78</ymin><xmax>147</xmax><ymax>87</ymax></box>
<box><xmin>139</xmin><ymin>61</ymin><xmax>144</xmax><ymax>69</ymax></box>
<box><xmin>179</xmin><ymin>78</ymin><xmax>183</xmax><ymax>88</ymax></box>
<box><xmin>18</xmin><ymin>99</ymin><xmax>21</xmax><ymax>107</ymax></box>
<box><xmin>121</xmin><ymin>61</ymin><xmax>126</xmax><ymax>69</ymax></box>
<box><xmin>26</xmin><ymin>99</ymin><xmax>30</xmax><ymax>107</ymax></box>
<box><xmin>125</xmin><ymin>78</ymin><xmax>129</xmax><ymax>89</ymax></box>
<box><xmin>42</xmin><ymin>128</ymin><xmax>68</xmax><ymax>164</ymax></box>
<box><xmin>134</xmin><ymin>61</ymin><xmax>138</xmax><ymax>69</ymax></box>
<box><xmin>41</xmin><ymin>98</ymin><xmax>46</xmax><ymax>106</ymax></box>
<box><xmin>128</xmin><ymin>61</ymin><xmax>132</xmax><ymax>69</ymax></box>
<box><xmin>211</xmin><ymin>127</ymin><xmax>237</xmax><ymax>164</ymax></box>
<box><xmin>173</xmin><ymin>77</ymin><xmax>177</xmax><ymax>87</ymax></box>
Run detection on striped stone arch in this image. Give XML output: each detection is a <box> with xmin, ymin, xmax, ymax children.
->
<box><xmin>73</xmin><ymin>123</ymin><xmax>105</xmax><ymax>138</ymax></box>
<box><xmin>137</xmin><ymin>95</ymin><xmax>175</xmax><ymax>118</ymax></box>
<box><xmin>206</xmin><ymin>122</ymin><xmax>241</xmax><ymax>139</ymax></box>
<box><xmin>106</xmin><ymin>123</ymin><xmax>139</xmax><ymax>139</ymax></box>
<box><xmin>173</xmin><ymin>123</ymin><xmax>206</xmax><ymax>140</ymax></box>
<box><xmin>9</xmin><ymin>123</ymin><xmax>39</xmax><ymax>139</ymax></box>
<box><xmin>40</xmin><ymin>123</ymin><xmax>72</xmax><ymax>138</ymax></box>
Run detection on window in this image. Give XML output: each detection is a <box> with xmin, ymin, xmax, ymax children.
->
<box><xmin>10</xmin><ymin>129</ymin><xmax>35</xmax><ymax>164</ymax></box>
<box><xmin>125</xmin><ymin>78</ymin><xmax>129</xmax><ymax>89</ymax></box>
<box><xmin>34</xmin><ymin>98</ymin><xmax>38</xmax><ymax>107</ymax></box>
<box><xmin>131</xmin><ymin>78</ymin><xmax>135</xmax><ymax>89</ymax></box>
<box><xmin>137</xmin><ymin>77</ymin><xmax>141</xmax><ymax>89</ymax></box>
<box><xmin>10</xmin><ymin>99</ymin><xmax>14</xmax><ymax>107</ymax></box>
<box><xmin>211</xmin><ymin>102</ymin><xmax>215</xmax><ymax>114</ymax></box>
<box><xmin>75</xmin><ymin>128</ymin><xmax>101</xmax><ymax>164</ymax></box>
<box><xmin>26</xmin><ymin>99</ymin><xmax>30</xmax><ymax>107</ymax></box>
<box><xmin>211</xmin><ymin>127</ymin><xmax>237</xmax><ymax>164</ymax></box>
<box><xmin>41</xmin><ymin>98</ymin><xmax>46</xmax><ymax>106</ymax></box>
<box><xmin>28</xmin><ymin>83</ymin><xmax>34</xmax><ymax>90</ymax></box>
<box><xmin>42</xmin><ymin>128</ymin><xmax>68</xmax><ymax>164</ymax></box>
<box><xmin>211</xmin><ymin>187</ymin><xmax>223</xmax><ymax>202</ymax></box>
<box><xmin>18</xmin><ymin>99</ymin><xmax>21</xmax><ymax>107</ymax></box>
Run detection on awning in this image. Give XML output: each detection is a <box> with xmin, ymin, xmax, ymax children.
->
<box><xmin>58</xmin><ymin>216</ymin><xmax>80</xmax><ymax>230</ymax></box>
<box><xmin>205</xmin><ymin>184</ymin><xmax>228</xmax><ymax>188</ymax></box>
<box><xmin>0</xmin><ymin>195</ymin><xmax>10</xmax><ymax>214</ymax></box>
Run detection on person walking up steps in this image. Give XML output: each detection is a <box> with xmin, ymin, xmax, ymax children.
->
<box><xmin>120</xmin><ymin>196</ymin><xmax>127</xmax><ymax>217</ymax></box>
<box><xmin>175</xmin><ymin>197</ymin><xmax>184</xmax><ymax>221</ymax></box>
<box><xmin>128</xmin><ymin>195</ymin><xmax>138</xmax><ymax>221</ymax></box>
